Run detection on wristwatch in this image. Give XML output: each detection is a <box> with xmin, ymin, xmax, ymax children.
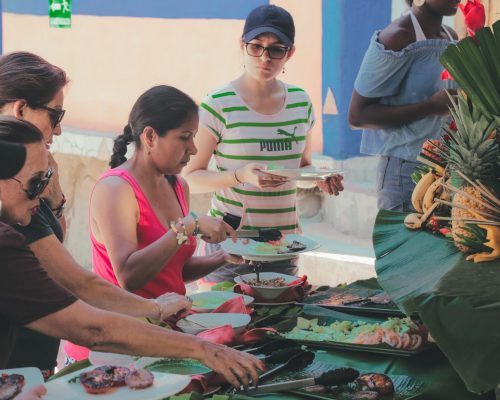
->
<box><xmin>51</xmin><ymin>194</ymin><xmax>66</xmax><ymax>219</ymax></box>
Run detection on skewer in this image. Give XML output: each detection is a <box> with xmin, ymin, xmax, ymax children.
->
<box><xmin>476</xmin><ymin>179</ymin><xmax>500</xmax><ymax>206</ymax></box>
<box><xmin>434</xmin><ymin>198</ymin><xmax>500</xmax><ymax>221</ymax></box>
<box><xmin>439</xmin><ymin>184</ymin><xmax>500</xmax><ymax>216</ymax></box>
<box><xmin>433</xmin><ymin>216</ymin><xmax>500</xmax><ymax>226</ymax></box>
<box><xmin>454</xmin><ymin>170</ymin><xmax>500</xmax><ymax>206</ymax></box>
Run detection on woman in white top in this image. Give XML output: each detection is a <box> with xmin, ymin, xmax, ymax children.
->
<box><xmin>184</xmin><ymin>4</ymin><xmax>344</xmax><ymax>284</ymax></box>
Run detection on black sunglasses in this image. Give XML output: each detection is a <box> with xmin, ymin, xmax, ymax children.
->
<box><xmin>39</xmin><ymin>105</ymin><xmax>66</xmax><ymax>129</ymax></box>
<box><xmin>10</xmin><ymin>167</ymin><xmax>54</xmax><ymax>200</ymax></box>
<box><xmin>244</xmin><ymin>42</ymin><xmax>290</xmax><ymax>59</ymax></box>
<box><xmin>0</xmin><ymin>99</ymin><xmax>65</xmax><ymax>129</ymax></box>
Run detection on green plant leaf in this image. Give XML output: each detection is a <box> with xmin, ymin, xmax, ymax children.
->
<box><xmin>373</xmin><ymin>210</ymin><xmax>500</xmax><ymax>394</ymax></box>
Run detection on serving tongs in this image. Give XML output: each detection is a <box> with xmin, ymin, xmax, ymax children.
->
<box><xmin>231</xmin><ymin>350</ymin><xmax>315</xmax><ymax>394</ymax></box>
<box><xmin>245</xmin><ymin>367</ymin><xmax>359</xmax><ymax>395</ymax></box>
<box><xmin>223</xmin><ymin>213</ymin><xmax>282</xmax><ymax>242</ymax></box>
<box><xmin>235</xmin><ymin>338</ymin><xmax>298</xmax><ymax>354</ymax></box>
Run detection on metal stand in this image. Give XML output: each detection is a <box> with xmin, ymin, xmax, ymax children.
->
<box><xmin>249</xmin><ymin>260</ymin><xmax>266</xmax><ymax>282</ymax></box>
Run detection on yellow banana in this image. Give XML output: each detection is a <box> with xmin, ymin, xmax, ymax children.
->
<box><xmin>422</xmin><ymin>176</ymin><xmax>443</xmax><ymax>213</ymax></box>
<box><xmin>411</xmin><ymin>171</ymin><xmax>435</xmax><ymax>213</ymax></box>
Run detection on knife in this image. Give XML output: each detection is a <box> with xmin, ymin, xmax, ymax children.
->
<box><xmin>223</xmin><ymin>213</ymin><xmax>282</xmax><ymax>242</ymax></box>
<box><xmin>235</xmin><ymin>228</ymin><xmax>282</xmax><ymax>242</ymax></box>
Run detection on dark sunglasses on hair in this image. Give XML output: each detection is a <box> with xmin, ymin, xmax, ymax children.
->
<box><xmin>244</xmin><ymin>42</ymin><xmax>290</xmax><ymax>59</ymax></box>
<box><xmin>39</xmin><ymin>105</ymin><xmax>66</xmax><ymax>129</ymax></box>
<box><xmin>10</xmin><ymin>167</ymin><xmax>54</xmax><ymax>200</ymax></box>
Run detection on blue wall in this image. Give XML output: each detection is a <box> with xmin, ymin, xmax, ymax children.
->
<box><xmin>3</xmin><ymin>0</ymin><xmax>267</xmax><ymax>19</ymax></box>
<box><xmin>322</xmin><ymin>0</ymin><xmax>391</xmax><ymax>160</ymax></box>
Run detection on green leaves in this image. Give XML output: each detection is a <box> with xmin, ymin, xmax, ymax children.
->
<box><xmin>374</xmin><ymin>210</ymin><xmax>500</xmax><ymax>393</ymax></box>
<box><xmin>444</xmin><ymin>93</ymin><xmax>498</xmax><ymax>182</ymax></box>
<box><xmin>440</xmin><ymin>21</ymin><xmax>500</xmax><ymax>122</ymax></box>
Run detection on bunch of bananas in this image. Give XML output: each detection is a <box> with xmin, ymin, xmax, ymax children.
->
<box><xmin>404</xmin><ymin>171</ymin><xmax>449</xmax><ymax>230</ymax></box>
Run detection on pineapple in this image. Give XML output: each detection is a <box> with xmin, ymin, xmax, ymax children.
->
<box><xmin>442</xmin><ymin>94</ymin><xmax>499</xmax><ymax>253</ymax></box>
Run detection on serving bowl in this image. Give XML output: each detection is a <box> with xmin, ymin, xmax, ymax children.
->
<box><xmin>176</xmin><ymin>313</ymin><xmax>251</xmax><ymax>335</ymax></box>
<box><xmin>234</xmin><ymin>272</ymin><xmax>300</xmax><ymax>300</ymax></box>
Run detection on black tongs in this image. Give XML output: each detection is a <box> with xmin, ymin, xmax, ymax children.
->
<box><xmin>223</xmin><ymin>213</ymin><xmax>282</xmax><ymax>242</ymax></box>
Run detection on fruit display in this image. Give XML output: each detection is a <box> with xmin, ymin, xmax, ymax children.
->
<box><xmin>406</xmin><ymin>21</ymin><xmax>500</xmax><ymax>263</ymax></box>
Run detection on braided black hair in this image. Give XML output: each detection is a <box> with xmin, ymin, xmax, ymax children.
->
<box><xmin>109</xmin><ymin>85</ymin><xmax>198</xmax><ymax>168</ymax></box>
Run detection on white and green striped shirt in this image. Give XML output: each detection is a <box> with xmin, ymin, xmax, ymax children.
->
<box><xmin>200</xmin><ymin>82</ymin><xmax>315</xmax><ymax>234</ymax></box>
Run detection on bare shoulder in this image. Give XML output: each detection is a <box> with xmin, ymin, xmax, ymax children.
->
<box><xmin>93</xmin><ymin>175</ymin><xmax>135</xmax><ymax>202</ymax></box>
<box><xmin>379</xmin><ymin>15</ymin><xmax>415</xmax><ymax>52</ymax></box>
<box><xmin>444</xmin><ymin>25</ymin><xmax>458</xmax><ymax>40</ymax></box>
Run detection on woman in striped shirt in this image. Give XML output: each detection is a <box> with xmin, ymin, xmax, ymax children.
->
<box><xmin>184</xmin><ymin>4</ymin><xmax>344</xmax><ymax>284</ymax></box>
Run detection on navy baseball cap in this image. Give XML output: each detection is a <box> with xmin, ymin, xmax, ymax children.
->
<box><xmin>243</xmin><ymin>5</ymin><xmax>295</xmax><ymax>47</ymax></box>
<box><xmin>0</xmin><ymin>140</ymin><xmax>26</xmax><ymax>179</ymax></box>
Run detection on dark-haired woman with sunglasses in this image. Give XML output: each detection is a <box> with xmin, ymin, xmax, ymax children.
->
<box><xmin>183</xmin><ymin>5</ymin><xmax>344</xmax><ymax>286</ymax></box>
<box><xmin>0</xmin><ymin>117</ymin><xmax>264</xmax><ymax>389</ymax></box>
<box><xmin>0</xmin><ymin>52</ymin><xmax>192</xmax><ymax>379</ymax></box>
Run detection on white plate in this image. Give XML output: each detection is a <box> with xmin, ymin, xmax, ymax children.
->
<box><xmin>43</xmin><ymin>366</ymin><xmax>190</xmax><ymax>400</ymax></box>
<box><xmin>265</xmin><ymin>167</ymin><xmax>344</xmax><ymax>181</ymax></box>
<box><xmin>221</xmin><ymin>234</ymin><xmax>319</xmax><ymax>262</ymax></box>
<box><xmin>177</xmin><ymin>313</ymin><xmax>251</xmax><ymax>335</ymax></box>
<box><xmin>89</xmin><ymin>352</ymin><xmax>161</xmax><ymax>370</ymax></box>
<box><xmin>89</xmin><ymin>351</ymin><xmax>139</xmax><ymax>367</ymax></box>
<box><xmin>189</xmin><ymin>291</ymin><xmax>254</xmax><ymax>312</ymax></box>
<box><xmin>0</xmin><ymin>367</ymin><xmax>44</xmax><ymax>397</ymax></box>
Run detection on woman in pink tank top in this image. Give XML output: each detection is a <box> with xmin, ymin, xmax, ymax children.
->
<box><xmin>65</xmin><ymin>86</ymin><xmax>240</xmax><ymax>361</ymax></box>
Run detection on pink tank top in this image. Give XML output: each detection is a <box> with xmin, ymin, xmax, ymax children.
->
<box><xmin>65</xmin><ymin>169</ymin><xmax>196</xmax><ymax>361</ymax></box>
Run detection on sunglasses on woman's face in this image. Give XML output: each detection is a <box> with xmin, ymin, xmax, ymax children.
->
<box><xmin>10</xmin><ymin>167</ymin><xmax>54</xmax><ymax>200</ymax></box>
<box><xmin>39</xmin><ymin>105</ymin><xmax>66</xmax><ymax>129</ymax></box>
<box><xmin>244</xmin><ymin>42</ymin><xmax>290</xmax><ymax>59</ymax></box>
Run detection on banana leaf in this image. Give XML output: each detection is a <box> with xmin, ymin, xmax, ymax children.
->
<box><xmin>440</xmin><ymin>21</ymin><xmax>500</xmax><ymax>120</ymax></box>
<box><xmin>373</xmin><ymin>210</ymin><xmax>500</xmax><ymax>394</ymax></box>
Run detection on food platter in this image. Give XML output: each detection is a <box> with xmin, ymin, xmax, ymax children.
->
<box><xmin>272</xmin><ymin>316</ymin><xmax>434</xmax><ymax>357</ymax></box>
<box><xmin>44</xmin><ymin>366</ymin><xmax>190</xmax><ymax>400</ymax></box>
<box><xmin>265</xmin><ymin>167</ymin><xmax>344</xmax><ymax>181</ymax></box>
<box><xmin>0</xmin><ymin>367</ymin><xmax>44</xmax><ymax>398</ymax></box>
<box><xmin>267</xmin><ymin>360</ymin><xmax>424</xmax><ymax>400</ymax></box>
<box><xmin>304</xmin><ymin>288</ymin><xmax>404</xmax><ymax>318</ymax></box>
<box><xmin>221</xmin><ymin>233</ymin><xmax>320</xmax><ymax>262</ymax></box>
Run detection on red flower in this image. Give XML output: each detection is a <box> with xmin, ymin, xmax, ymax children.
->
<box><xmin>441</xmin><ymin>69</ymin><xmax>454</xmax><ymax>81</ymax></box>
<box><xmin>449</xmin><ymin>121</ymin><xmax>457</xmax><ymax>131</ymax></box>
<box><xmin>459</xmin><ymin>0</ymin><xmax>485</xmax><ymax>37</ymax></box>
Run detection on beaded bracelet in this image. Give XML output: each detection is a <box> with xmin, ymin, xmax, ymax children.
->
<box><xmin>190</xmin><ymin>211</ymin><xmax>200</xmax><ymax>236</ymax></box>
<box><xmin>170</xmin><ymin>220</ymin><xmax>189</xmax><ymax>245</ymax></box>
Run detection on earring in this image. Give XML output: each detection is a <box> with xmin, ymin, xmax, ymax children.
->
<box><xmin>282</xmin><ymin>66</ymin><xmax>285</xmax><ymax>74</ymax></box>
<box><xmin>413</xmin><ymin>0</ymin><xmax>425</xmax><ymax>6</ymax></box>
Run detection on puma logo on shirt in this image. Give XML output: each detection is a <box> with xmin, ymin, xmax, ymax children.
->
<box><xmin>259</xmin><ymin>126</ymin><xmax>298</xmax><ymax>152</ymax></box>
<box><xmin>277</xmin><ymin>126</ymin><xmax>298</xmax><ymax>143</ymax></box>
